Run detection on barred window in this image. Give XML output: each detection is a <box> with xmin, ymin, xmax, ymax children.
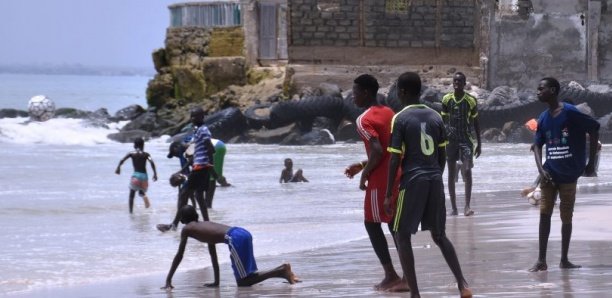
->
<box><xmin>386</xmin><ymin>0</ymin><xmax>411</xmax><ymax>14</ymax></box>
<box><xmin>317</xmin><ymin>0</ymin><xmax>340</xmax><ymax>12</ymax></box>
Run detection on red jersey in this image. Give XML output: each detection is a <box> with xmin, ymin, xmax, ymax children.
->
<box><xmin>356</xmin><ymin>105</ymin><xmax>399</xmax><ymax>223</ymax></box>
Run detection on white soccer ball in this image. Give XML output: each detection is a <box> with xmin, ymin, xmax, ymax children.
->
<box><xmin>28</xmin><ymin>95</ymin><xmax>56</xmax><ymax>122</ymax></box>
<box><xmin>527</xmin><ymin>188</ymin><xmax>541</xmax><ymax>206</ymax></box>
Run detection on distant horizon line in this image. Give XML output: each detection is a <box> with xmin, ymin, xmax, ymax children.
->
<box><xmin>0</xmin><ymin>63</ymin><xmax>156</xmax><ymax>77</ymax></box>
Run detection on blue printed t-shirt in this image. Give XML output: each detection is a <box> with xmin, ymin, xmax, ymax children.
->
<box><xmin>192</xmin><ymin>125</ymin><xmax>212</xmax><ymax>167</ymax></box>
<box><xmin>534</xmin><ymin>103</ymin><xmax>600</xmax><ymax>184</ymax></box>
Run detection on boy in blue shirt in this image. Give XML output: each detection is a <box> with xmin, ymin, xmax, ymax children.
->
<box><xmin>529</xmin><ymin>77</ymin><xmax>600</xmax><ymax>272</ymax></box>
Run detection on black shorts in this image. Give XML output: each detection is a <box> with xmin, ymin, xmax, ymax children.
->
<box><xmin>446</xmin><ymin>141</ymin><xmax>473</xmax><ymax>167</ymax></box>
<box><xmin>394</xmin><ymin>175</ymin><xmax>446</xmax><ymax>235</ymax></box>
<box><xmin>186</xmin><ymin>168</ymin><xmax>210</xmax><ymax>192</ymax></box>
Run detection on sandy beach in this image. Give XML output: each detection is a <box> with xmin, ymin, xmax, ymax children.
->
<box><xmin>9</xmin><ymin>185</ymin><xmax>612</xmax><ymax>298</ymax></box>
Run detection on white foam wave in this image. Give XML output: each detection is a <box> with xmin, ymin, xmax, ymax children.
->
<box><xmin>0</xmin><ymin>117</ymin><xmax>128</xmax><ymax>145</ymax></box>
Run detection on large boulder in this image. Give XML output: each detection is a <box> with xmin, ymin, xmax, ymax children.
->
<box><xmin>112</xmin><ymin>105</ymin><xmax>146</xmax><ymax>121</ymax></box>
<box><xmin>107</xmin><ymin>130</ymin><xmax>151</xmax><ymax>143</ymax></box>
<box><xmin>147</xmin><ymin>73</ymin><xmax>175</xmax><ymax>108</ymax></box>
<box><xmin>0</xmin><ymin>108</ymin><xmax>29</xmax><ymax>118</ymax></box>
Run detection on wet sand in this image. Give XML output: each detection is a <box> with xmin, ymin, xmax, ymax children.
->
<box><xmin>10</xmin><ymin>187</ymin><xmax>612</xmax><ymax>297</ymax></box>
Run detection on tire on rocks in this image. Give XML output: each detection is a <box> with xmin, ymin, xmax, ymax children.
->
<box><xmin>559</xmin><ymin>86</ymin><xmax>612</xmax><ymax>118</ymax></box>
<box><xmin>203</xmin><ymin>107</ymin><xmax>247</xmax><ymax>141</ymax></box>
<box><xmin>385</xmin><ymin>82</ymin><xmax>442</xmax><ymax>113</ymax></box>
<box><xmin>244</xmin><ymin>103</ymin><xmax>272</xmax><ymax>129</ymax></box>
<box><xmin>479</xmin><ymin>93</ymin><xmax>542</xmax><ymax>129</ymax></box>
<box><xmin>269</xmin><ymin>95</ymin><xmax>345</xmax><ymax>128</ymax></box>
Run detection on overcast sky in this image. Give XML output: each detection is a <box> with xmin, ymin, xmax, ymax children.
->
<box><xmin>0</xmin><ymin>0</ymin><xmax>208</xmax><ymax>70</ymax></box>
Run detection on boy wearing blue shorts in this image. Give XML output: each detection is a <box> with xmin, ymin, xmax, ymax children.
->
<box><xmin>162</xmin><ymin>205</ymin><xmax>299</xmax><ymax>290</ymax></box>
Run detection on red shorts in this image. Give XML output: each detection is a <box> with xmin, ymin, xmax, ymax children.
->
<box><xmin>364</xmin><ymin>172</ymin><xmax>399</xmax><ymax>223</ymax></box>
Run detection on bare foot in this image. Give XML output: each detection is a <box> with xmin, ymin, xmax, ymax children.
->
<box><xmin>460</xmin><ymin>287</ymin><xmax>473</xmax><ymax>298</ymax></box>
<box><xmin>384</xmin><ymin>278</ymin><xmax>410</xmax><ymax>292</ymax></box>
<box><xmin>282</xmin><ymin>263</ymin><xmax>300</xmax><ymax>284</ymax></box>
<box><xmin>528</xmin><ymin>260</ymin><xmax>548</xmax><ymax>272</ymax></box>
<box><xmin>560</xmin><ymin>260</ymin><xmax>581</xmax><ymax>269</ymax></box>
<box><xmin>450</xmin><ymin>209</ymin><xmax>458</xmax><ymax>216</ymax></box>
<box><xmin>464</xmin><ymin>207</ymin><xmax>474</xmax><ymax>216</ymax></box>
<box><xmin>374</xmin><ymin>276</ymin><xmax>404</xmax><ymax>291</ymax></box>
<box><xmin>143</xmin><ymin>196</ymin><xmax>151</xmax><ymax>208</ymax></box>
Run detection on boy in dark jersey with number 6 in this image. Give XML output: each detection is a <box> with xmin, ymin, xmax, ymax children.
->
<box><xmin>385</xmin><ymin>72</ymin><xmax>472</xmax><ymax>298</ymax></box>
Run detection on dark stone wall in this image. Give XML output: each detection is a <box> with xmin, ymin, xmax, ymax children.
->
<box><xmin>289</xmin><ymin>0</ymin><xmax>476</xmax><ymax>49</ymax></box>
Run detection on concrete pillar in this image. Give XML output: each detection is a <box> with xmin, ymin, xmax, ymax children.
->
<box><xmin>587</xmin><ymin>1</ymin><xmax>601</xmax><ymax>81</ymax></box>
<box><xmin>241</xmin><ymin>0</ymin><xmax>259</xmax><ymax>66</ymax></box>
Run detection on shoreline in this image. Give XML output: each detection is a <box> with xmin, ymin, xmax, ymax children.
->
<box><xmin>8</xmin><ymin>186</ymin><xmax>612</xmax><ymax>297</ymax></box>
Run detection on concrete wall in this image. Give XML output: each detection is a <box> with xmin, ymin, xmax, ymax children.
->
<box><xmin>488</xmin><ymin>0</ymin><xmax>589</xmax><ymax>89</ymax></box>
<box><xmin>288</xmin><ymin>0</ymin><xmax>480</xmax><ymax>65</ymax></box>
<box><xmin>599</xmin><ymin>1</ymin><xmax>612</xmax><ymax>83</ymax></box>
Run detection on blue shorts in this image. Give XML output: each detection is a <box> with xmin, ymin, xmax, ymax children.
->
<box><xmin>225</xmin><ymin>227</ymin><xmax>258</xmax><ymax>281</ymax></box>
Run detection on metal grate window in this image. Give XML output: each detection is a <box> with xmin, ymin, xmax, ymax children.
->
<box><xmin>169</xmin><ymin>2</ymin><xmax>242</xmax><ymax>28</ymax></box>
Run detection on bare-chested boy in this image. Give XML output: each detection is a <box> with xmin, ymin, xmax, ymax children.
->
<box><xmin>161</xmin><ymin>205</ymin><xmax>299</xmax><ymax>289</ymax></box>
<box><xmin>115</xmin><ymin>137</ymin><xmax>158</xmax><ymax>213</ymax></box>
<box><xmin>279</xmin><ymin>158</ymin><xmax>308</xmax><ymax>183</ymax></box>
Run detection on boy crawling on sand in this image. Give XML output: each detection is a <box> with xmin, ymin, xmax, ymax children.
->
<box><xmin>162</xmin><ymin>205</ymin><xmax>299</xmax><ymax>290</ymax></box>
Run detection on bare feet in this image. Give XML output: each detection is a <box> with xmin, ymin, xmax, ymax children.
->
<box><xmin>528</xmin><ymin>260</ymin><xmax>548</xmax><ymax>272</ymax></box>
<box><xmin>460</xmin><ymin>287</ymin><xmax>473</xmax><ymax>298</ymax></box>
<box><xmin>450</xmin><ymin>209</ymin><xmax>458</xmax><ymax>216</ymax></box>
<box><xmin>560</xmin><ymin>260</ymin><xmax>581</xmax><ymax>269</ymax></box>
<box><xmin>143</xmin><ymin>196</ymin><xmax>151</xmax><ymax>208</ymax></box>
<box><xmin>374</xmin><ymin>276</ymin><xmax>407</xmax><ymax>292</ymax></box>
<box><xmin>384</xmin><ymin>278</ymin><xmax>410</xmax><ymax>292</ymax></box>
<box><xmin>282</xmin><ymin>263</ymin><xmax>300</xmax><ymax>284</ymax></box>
<box><xmin>464</xmin><ymin>207</ymin><xmax>474</xmax><ymax>216</ymax></box>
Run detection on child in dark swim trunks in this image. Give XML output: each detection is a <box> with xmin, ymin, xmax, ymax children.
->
<box><xmin>279</xmin><ymin>158</ymin><xmax>308</xmax><ymax>183</ymax></box>
<box><xmin>115</xmin><ymin>137</ymin><xmax>158</xmax><ymax>213</ymax></box>
<box><xmin>161</xmin><ymin>205</ymin><xmax>299</xmax><ymax>290</ymax></box>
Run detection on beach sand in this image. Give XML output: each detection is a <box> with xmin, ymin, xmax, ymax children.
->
<box><xmin>10</xmin><ymin>187</ymin><xmax>612</xmax><ymax>298</ymax></box>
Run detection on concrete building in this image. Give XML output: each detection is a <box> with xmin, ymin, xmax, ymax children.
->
<box><xmin>240</xmin><ymin>0</ymin><xmax>612</xmax><ymax>90</ymax></box>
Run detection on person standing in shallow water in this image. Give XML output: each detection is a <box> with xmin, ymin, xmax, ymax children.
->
<box><xmin>115</xmin><ymin>137</ymin><xmax>158</xmax><ymax>213</ymax></box>
<box><xmin>385</xmin><ymin>72</ymin><xmax>471</xmax><ymax>297</ymax></box>
<box><xmin>344</xmin><ymin>74</ymin><xmax>407</xmax><ymax>292</ymax></box>
<box><xmin>157</xmin><ymin>107</ymin><xmax>215</xmax><ymax>232</ymax></box>
<box><xmin>441</xmin><ymin>72</ymin><xmax>481</xmax><ymax>216</ymax></box>
<box><xmin>528</xmin><ymin>77</ymin><xmax>600</xmax><ymax>272</ymax></box>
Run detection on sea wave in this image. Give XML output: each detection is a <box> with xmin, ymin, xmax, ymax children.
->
<box><xmin>0</xmin><ymin>117</ymin><xmax>129</xmax><ymax>145</ymax></box>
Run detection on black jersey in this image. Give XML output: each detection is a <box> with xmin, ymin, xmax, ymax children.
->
<box><xmin>388</xmin><ymin>104</ymin><xmax>448</xmax><ymax>182</ymax></box>
<box><xmin>441</xmin><ymin>92</ymin><xmax>478</xmax><ymax>143</ymax></box>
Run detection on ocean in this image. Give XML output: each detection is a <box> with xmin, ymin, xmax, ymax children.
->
<box><xmin>0</xmin><ymin>73</ymin><xmax>610</xmax><ymax>296</ymax></box>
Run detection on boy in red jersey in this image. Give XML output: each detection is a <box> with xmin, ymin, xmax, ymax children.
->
<box><xmin>344</xmin><ymin>74</ymin><xmax>407</xmax><ymax>292</ymax></box>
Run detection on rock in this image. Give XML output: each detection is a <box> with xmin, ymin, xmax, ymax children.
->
<box><xmin>173</xmin><ymin>66</ymin><xmax>207</xmax><ymax>103</ymax></box>
<box><xmin>107</xmin><ymin>130</ymin><xmax>151</xmax><ymax>143</ymax></box>
<box><xmin>482</xmin><ymin>127</ymin><xmax>502</xmax><ymax>142</ymax></box>
<box><xmin>147</xmin><ymin>73</ymin><xmax>175</xmax><ymax>109</ymax></box>
<box><xmin>575</xmin><ymin>102</ymin><xmax>594</xmax><ymax>117</ymax></box>
<box><xmin>567</xmin><ymin>81</ymin><xmax>585</xmax><ymax>90</ymax></box>
<box><xmin>152</xmin><ymin>48</ymin><xmax>168</xmax><ymax>73</ymax></box>
<box><xmin>315</xmin><ymin>83</ymin><xmax>342</xmax><ymax>98</ymax></box>
<box><xmin>202</xmin><ymin>57</ymin><xmax>247</xmax><ymax>95</ymax></box>
<box><xmin>113</xmin><ymin>105</ymin><xmax>146</xmax><ymax>121</ymax></box>
<box><xmin>0</xmin><ymin>108</ymin><xmax>28</xmax><ymax>118</ymax></box>
<box><xmin>247</xmin><ymin>123</ymin><xmax>296</xmax><ymax>144</ymax></box>
<box><xmin>280</xmin><ymin>128</ymin><xmax>335</xmax><ymax>145</ymax></box>
<box><xmin>335</xmin><ymin>120</ymin><xmax>360</xmax><ymax>142</ymax></box>
<box><xmin>486</xmin><ymin>86</ymin><xmax>519</xmax><ymax>107</ymax></box>
<box><xmin>121</xmin><ymin>111</ymin><xmax>176</xmax><ymax>136</ymax></box>
<box><xmin>501</xmin><ymin>121</ymin><xmax>520</xmax><ymax>135</ymax></box>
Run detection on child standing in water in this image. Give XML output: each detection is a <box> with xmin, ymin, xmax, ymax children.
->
<box><xmin>279</xmin><ymin>158</ymin><xmax>308</xmax><ymax>183</ymax></box>
<box><xmin>115</xmin><ymin>137</ymin><xmax>158</xmax><ymax>213</ymax></box>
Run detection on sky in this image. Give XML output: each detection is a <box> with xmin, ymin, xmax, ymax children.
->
<box><xmin>0</xmin><ymin>0</ymin><xmax>210</xmax><ymax>70</ymax></box>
